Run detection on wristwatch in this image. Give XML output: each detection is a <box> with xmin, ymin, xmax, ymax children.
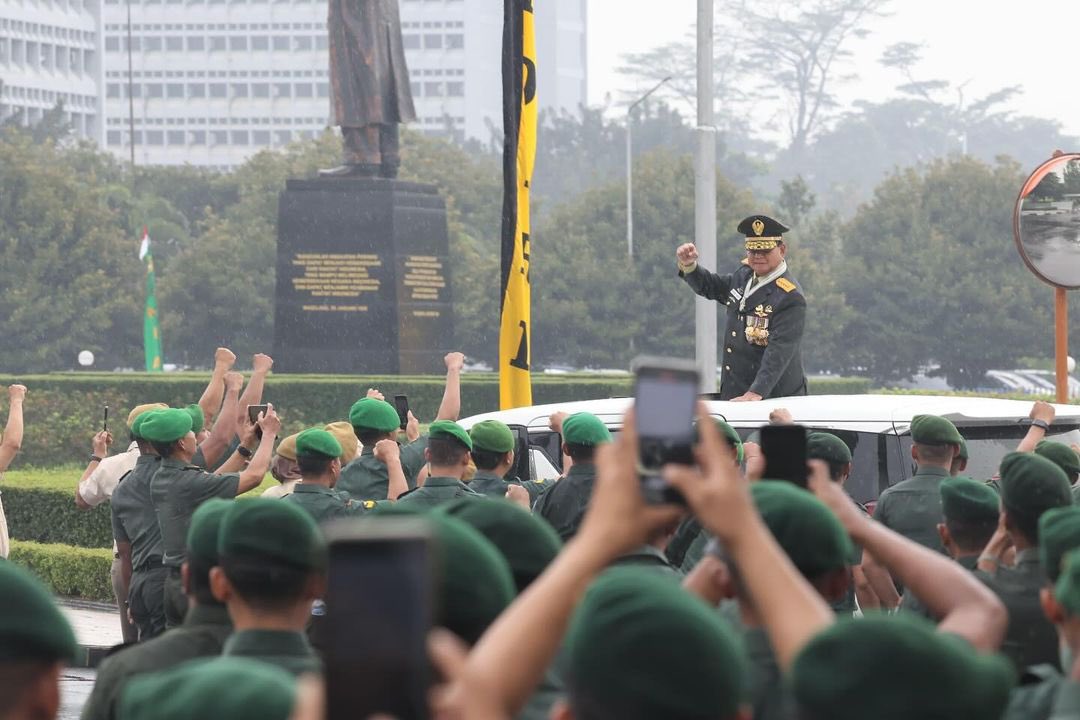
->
<box><xmin>89</xmin><ymin>455</ymin><xmax>103</xmax><ymax>463</ymax></box>
<box><xmin>237</xmin><ymin>446</ymin><xmax>254</xmax><ymax>459</ymax></box>
<box><xmin>1030</xmin><ymin>419</ymin><xmax>1051</xmax><ymax>431</ymax></box>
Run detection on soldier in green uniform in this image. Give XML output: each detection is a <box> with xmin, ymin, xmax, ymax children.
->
<box><xmin>1001</xmin><ymin>506</ymin><xmax>1080</xmax><ymax>720</ymax></box>
<box><xmin>0</xmin><ymin>561</ymin><xmax>78</xmax><ymax>720</ymax></box>
<box><xmin>874</xmin><ymin>414</ymin><xmax>964</xmax><ymax>553</ymax></box>
<box><xmin>284</xmin><ymin>427</ymin><xmax>382</xmax><ymax>521</ymax></box>
<box><xmin>1035</xmin><ymin>440</ymin><xmax>1080</xmax><ymax>504</ymax></box>
<box><xmin>532</xmin><ymin>412</ymin><xmax>611</xmax><ymax>542</ymax></box>
<box><xmin>676</xmin><ymin>214</ymin><xmax>808</xmax><ymax>401</ymax></box>
<box><xmin>82</xmin><ymin>499</ymin><xmax>235</xmax><ymax>720</ymax></box>
<box><xmin>110</xmin><ymin>409</ymin><xmax>166</xmax><ymax>641</ymax></box>
<box><xmin>466</xmin><ymin>419</ymin><xmax>549</xmax><ymax>503</ymax></box>
<box><xmin>144</xmin><ymin>405</ymin><xmax>279</xmax><ymax>629</ymax></box>
<box><xmin>1045</xmin><ymin>548</ymin><xmax>1080</xmax><ymax>717</ymax></box>
<box><xmin>704</xmin><ymin>481</ymin><xmax>853</xmax><ymax>720</ymax></box>
<box><xmin>212</xmin><ymin>498</ymin><xmax>325</xmax><ymax>676</ymax></box>
<box><xmin>901</xmin><ymin>476</ymin><xmax>1000</xmax><ymax>619</ymax></box>
<box><xmin>396</xmin><ymin>421</ymin><xmax>481</xmax><ymax>510</ymax></box>
<box><xmin>978</xmin><ymin>452</ymin><xmax>1073</xmax><ymax>672</ymax></box>
<box><xmin>118</xmin><ymin>657</ymin><xmax>298</xmax><ymax>720</ymax></box>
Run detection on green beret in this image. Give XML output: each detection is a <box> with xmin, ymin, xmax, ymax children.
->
<box><xmin>711</xmin><ymin>419</ymin><xmax>744</xmax><ymax>464</ymax></box>
<box><xmin>186</xmin><ymin>498</ymin><xmax>232</xmax><ymax>567</ymax></box>
<box><xmin>910</xmin><ymin>415</ymin><xmax>964</xmax><ymax>446</ymax></box>
<box><xmin>562</xmin><ymin>412</ymin><xmax>612</xmax><ymax>447</ymax></box>
<box><xmin>1056</xmin><ymin>548</ymin><xmax>1080</xmax><ymax>616</ymax></box>
<box><xmin>429</xmin><ymin>420</ymin><xmax>473</xmax><ymax>451</ymax></box>
<box><xmin>792</xmin><ymin>614</ymin><xmax>1014</xmax><ymax>720</ymax></box>
<box><xmin>348</xmin><ymin>397</ymin><xmax>400</xmax><ymax>433</ymax></box>
<box><xmin>1040</xmin><ymin>506</ymin><xmax>1080</xmax><ymax>583</ymax></box>
<box><xmin>807</xmin><ymin>432</ymin><xmax>852</xmax><ymax>466</ymax></box>
<box><xmin>940</xmin><ymin>477</ymin><xmax>1000</xmax><ymax>526</ymax></box>
<box><xmin>439</xmin><ymin>497</ymin><xmax>562</xmax><ymax>592</ymax></box>
<box><xmin>185</xmin><ymin>404</ymin><xmax>205</xmax><ymax>434</ymax></box>
<box><xmin>1036</xmin><ymin>440</ymin><xmax>1080</xmax><ymax>478</ymax></box>
<box><xmin>469</xmin><ymin>420</ymin><xmax>515</xmax><ymax>453</ymax></box>
<box><xmin>130</xmin><ymin>412</ymin><xmax>152</xmax><ymax>439</ymax></box>
<box><xmin>999</xmin><ymin>452</ymin><xmax>1072</xmax><ymax>525</ymax></box>
<box><xmin>295</xmin><ymin>427</ymin><xmax>343</xmax><ymax>459</ymax></box>
<box><xmin>138</xmin><ymin>408</ymin><xmax>194</xmax><ymax>443</ymax></box>
<box><xmin>751</xmin><ymin>482</ymin><xmax>853</xmax><ymax>578</ymax></box>
<box><xmin>218</xmin><ymin>498</ymin><xmax>327</xmax><ymax>571</ymax></box>
<box><xmin>428</xmin><ymin>513</ymin><xmax>515</xmax><ymax>644</ymax></box>
<box><xmin>565</xmin><ymin>567</ymin><xmax>746</xmax><ymax>719</ymax></box>
<box><xmin>119</xmin><ymin>657</ymin><xmax>296</xmax><ymax>720</ymax></box>
<box><xmin>0</xmin><ymin>561</ymin><xmax>77</xmax><ymax>663</ymax></box>
<box><xmin>958</xmin><ymin>438</ymin><xmax>970</xmax><ymax>461</ymax></box>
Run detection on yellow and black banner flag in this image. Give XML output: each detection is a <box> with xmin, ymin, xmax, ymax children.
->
<box><xmin>499</xmin><ymin>0</ymin><xmax>537</xmax><ymax>410</ymax></box>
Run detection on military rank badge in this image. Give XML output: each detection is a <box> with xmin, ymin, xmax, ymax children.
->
<box><xmin>744</xmin><ymin>305</ymin><xmax>772</xmax><ymax>346</ymax></box>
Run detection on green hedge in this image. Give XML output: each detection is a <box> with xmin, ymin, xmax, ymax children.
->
<box><xmin>808</xmin><ymin>377</ymin><xmax>873</xmax><ymax>395</ymax></box>
<box><xmin>10</xmin><ymin>540</ymin><xmax>114</xmax><ymax>601</ymax></box>
<box><xmin>2</xmin><ymin>485</ymin><xmax>113</xmax><ymax>548</ymax></box>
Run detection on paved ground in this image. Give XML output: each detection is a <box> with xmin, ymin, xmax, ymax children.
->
<box><xmin>57</xmin><ymin>599</ymin><xmax>123</xmax><ymax>720</ymax></box>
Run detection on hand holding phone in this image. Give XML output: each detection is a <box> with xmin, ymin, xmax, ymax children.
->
<box><xmin>632</xmin><ymin>356</ymin><xmax>700</xmax><ymax>504</ymax></box>
<box><xmin>393</xmin><ymin>395</ymin><xmax>410</xmax><ymax>431</ymax></box>
<box><xmin>760</xmin><ymin>424</ymin><xmax>809</xmax><ymax>488</ymax></box>
<box><xmin>103</xmin><ymin>404</ymin><xmax>109</xmax><ymax>433</ymax></box>
<box><xmin>247</xmin><ymin>404</ymin><xmax>269</xmax><ymax>440</ymax></box>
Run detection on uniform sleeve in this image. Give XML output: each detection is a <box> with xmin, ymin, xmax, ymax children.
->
<box><xmin>78</xmin><ymin>463</ymin><xmax>114</xmax><ymax>507</ymax></box>
<box><xmin>748</xmin><ymin>295</ymin><xmax>807</xmax><ymax>397</ymax></box>
<box><xmin>399</xmin><ymin>437</ymin><xmax>429</xmax><ymax>484</ymax></box>
<box><xmin>110</xmin><ymin>496</ymin><xmax>130</xmax><ymax>545</ymax></box>
<box><xmin>873</xmin><ymin>490</ymin><xmax>892</xmax><ymax>529</ymax></box>
<box><xmin>189</xmin><ymin>471</ymin><xmax>241</xmax><ymax>503</ymax></box>
<box><xmin>1050</xmin><ymin>680</ymin><xmax>1080</xmax><ymax>719</ymax></box>
<box><xmin>679</xmin><ymin>265</ymin><xmax>736</xmax><ymax>303</ymax></box>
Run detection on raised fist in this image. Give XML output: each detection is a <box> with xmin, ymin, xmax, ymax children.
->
<box><xmin>444</xmin><ymin>352</ymin><xmax>465</xmax><ymax>372</ymax></box>
<box><xmin>676</xmin><ymin>243</ymin><xmax>699</xmax><ymax>267</ymax></box>
<box><xmin>252</xmin><ymin>354</ymin><xmax>274</xmax><ymax>373</ymax></box>
<box><xmin>7</xmin><ymin>384</ymin><xmax>26</xmax><ymax>402</ymax></box>
<box><xmin>214</xmin><ymin>347</ymin><xmax>236</xmax><ymax>368</ymax></box>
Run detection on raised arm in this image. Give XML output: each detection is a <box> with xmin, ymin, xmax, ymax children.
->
<box><xmin>1016</xmin><ymin>401</ymin><xmax>1055</xmax><ymax>453</ymax></box>
<box><xmin>238</xmin><ymin>353</ymin><xmax>273</xmax><ymax>416</ymax></box>
<box><xmin>195</xmin><ymin>371</ymin><xmax>243</xmax><ymax>469</ymax></box>
<box><xmin>676</xmin><ymin>243</ymin><xmax>735</xmax><ymax>301</ymax></box>
<box><xmin>0</xmin><ymin>384</ymin><xmax>26</xmax><ymax>472</ymax></box>
<box><xmin>811</xmin><ymin>469</ymin><xmax>1007</xmax><ymax>652</ymax></box>
<box><xmin>75</xmin><ymin>430</ymin><xmax>113</xmax><ymax>510</ymax></box>
<box><xmin>434</xmin><ymin>352</ymin><xmax>465</xmax><ymax>422</ymax></box>
<box><xmin>235</xmin><ymin>404</ymin><xmax>280</xmax><ymax>494</ymax></box>
<box><xmin>374</xmin><ymin>440</ymin><xmax>408</xmax><ymax>500</ymax></box>
<box><xmin>198</xmin><ymin>347</ymin><xmax>236</xmax><ymax>427</ymax></box>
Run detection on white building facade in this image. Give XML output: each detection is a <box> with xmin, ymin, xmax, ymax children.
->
<box><xmin>0</xmin><ymin>0</ymin><xmax>105</xmax><ymax>143</ymax></box>
<box><xmin>101</xmin><ymin>0</ymin><xmax>585</xmax><ymax>167</ymax></box>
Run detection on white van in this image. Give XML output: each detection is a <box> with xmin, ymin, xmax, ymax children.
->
<box><xmin>460</xmin><ymin>394</ymin><xmax>1080</xmax><ymax>511</ymax></box>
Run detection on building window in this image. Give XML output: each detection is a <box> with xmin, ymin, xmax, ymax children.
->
<box><xmin>208</xmin><ymin>82</ymin><xmax>227</xmax><ymax>97</ymax></box>
<box><xmin>165</xmin><ymin>83</ymin><xmax>183</xmax><ymax>98</ymax></box>
<box><xmin>231</xmin><ymin>83</ymin><xmax>248</xmax><ymax>97</ymax></box>
<box><xmin>211</xmin><ymin>129</ymin><xmax>228</xmax><ymax>144</ymax></box>
<box><xmin>446</xmin><ymin>81</ymin><xmax>463</xmax><ymax>97</ymax></box>
<box><xmin>130</xmin><ymin>130</ymin><xmax>143</xmax><ymax>144</ymax></box>
<box><xmin>105</xmin><ymin>37</ymin><xmax>120</xmax><ymax>51</ymax></box>
<box><xmin>125</xmin><ymin>37</ymin><xmax>141</xmax><ymax>51</ymax></box>
<box><xmin>402</xmin><ymin>34</ymin><xmax>419</xmax><ymax>49</ymax></box>
<box><xmin>209</xmin><ymin>36</ymin><xmax>226</xmax><ymax>51</ymax></box>
<box><xmin>146</xmin><ymin>83</ymin><xmax>164</xmax><ymax>98</ymax></box>
<box><xmin>107</xmin><ymin>130</ymin><xmax>121</xmax><ymax>145</ymax></box>
<box><xmin>274</xmin><ymin>83</ymin><xmax>291</xmax><ymax>97</ymax></box>
<box><xmin>106</xmin><ymin>83</ymin><xmax>120</xmax><ymax>98</ymax></box>
<box><xmin>252</xmin><ymin>82</ymin><xmax>269</xmax><ymax>97</ymax></box>
<box><xmin>188</xmin><ymin>83</ymin><xmax>206</xmax><ymax>97</ymax></box>
<box><xmin>424</xmin><ymin>82</ymin><xmax>443</xmax><ymax>96</ymax></box>
<box><xmin>252</xmin><ymin>36</ymin><xmax>269</xmax><ymax>50</ymax></box>
<box><xmin>294</xmin><ymin>36</ymin><xmax>313</xmax><ymax>51</ymax></box>
<box><xmin>166</xmin><ymin>36</ymin><xmax>183</xmax><ymax>50</ymax></box>
<box><xmin>167</xmin><ymin>130</ymin><xmax>185</xmax><ymax>144</ymax></box>
<box><xmin>229</xmin><ymin>36</ymin><xmax>247</xmax><ymax>51</ymax></box>
<box><xmin>190</xmin><ymin>130</ymin><xmax>207</xmax><ymax>144</ymax></box>
<box><xmin>231</xmin><ymin>130</ymin><xmax>249</xmax><ymax>144</ymax></box>
<box><xmin>253</xmin><ymin>129</ymin><xmax>270</xmax><ymax>145</ymax></box>
<box><xmin>147</xmin><ymin>130</ymin><xmax>164</xmax><ymax>145</ymax></box>
<box><xmin>316</xmin><ymin>82</ymin><xmax>328</xmax><ymax>97</ymax></box>
<box><xmin>295</xmin><ymin>83</ymin><xmax>313</xmax><ymax>97</ymax></box>
<box><xmin>315</xmin><ymin>35</ymin><xmax>328</xmax><ymax>50</ymax></box>
<box><xmin>144</xmin><ymin>37</ymin><xmax>162</xmax><ymax>51</ymax></box>
<box><xmin>446</xmin><ymin>33</ymin><xmax>464</xmax><ymax>49</ymax></box>
<box><xmin>274</xmin><ymin>130</ymin><xmax>291</xmax><ymax>144</ymax></box>
<box><xmin>187</xmin><ymin>36</ymin><xmax>205</xmax><ymax>50</ymax></box>
<box><xmin>272</xmin><ymin>36</ymin><xmax>289</xmax><ymax>51</ymax></box>
<box><xmin>423</xmin><ymin>34</ymin><xmax>442</xmax><ymax>49</ymax></box>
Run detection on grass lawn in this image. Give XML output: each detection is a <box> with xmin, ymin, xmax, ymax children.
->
<box><xmin>0</xmin><ymin>464</ymin><xmax>281</xmax><ymax>496</ymax></box>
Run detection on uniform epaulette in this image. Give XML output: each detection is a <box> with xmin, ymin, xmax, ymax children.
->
<box><xmin>776</xmin><ymin>278</ymin><xmax>796</xmax><ymax>293</ymax></box>
<box><xmin>741</xmin><ymin>257</ymin><xmax>750</xmax><ymax>266</ymax></box>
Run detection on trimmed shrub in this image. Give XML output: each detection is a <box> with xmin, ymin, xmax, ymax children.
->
<box><xmin>808</xmin><ymin>377</ymin><xmax>874</xmax><ymax>395</ymax></box>
<box><xmin>2</xmin><ymin>485</ymin><xmax>113</xmax><ymax>548</ymax></box>
<box><xmin>9</xmin><ymin>540</ymin><xmax>114</xmax><ymax>601</ymax></box>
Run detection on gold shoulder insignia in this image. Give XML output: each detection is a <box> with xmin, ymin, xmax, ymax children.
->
<box><xmin>363</xmin><ymin>500</ymin><xmax>377</xmax><ymax>509</ymax></box>
<box><xmin>741</xmin><ymin>257</ymin><xmax>750</xmax><ymax>266</ymax></box>
<box><xmin>776</xmin><ymin>278</ymin><xmax>796</xmax><ymax>293</ymax></box>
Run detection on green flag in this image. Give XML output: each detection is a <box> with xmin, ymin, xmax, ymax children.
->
<box><xmin>139</xmin><ymin>228</ymin><xmax>163</xmax><ymax>372</ymax></box>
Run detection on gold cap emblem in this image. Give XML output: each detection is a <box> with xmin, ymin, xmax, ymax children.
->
<box><xmin>752</xmin><ymin>219</ymin><xmax>765</xmax><ymax>236</ymax></box>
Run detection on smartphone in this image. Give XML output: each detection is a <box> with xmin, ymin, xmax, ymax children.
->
<box><xmin>632</xmin><ymin>356</ymin><xmax>700</xmax><ymax>504</ymax></box>
<box><xmin>247</xmin><ymin>404</ymin><xmax>269</xmax><ymax>425</ymax></box>
<box><xmin>394</xmin><ymin>395</ymin><xmax>410</xmax><ymax>431</ymax></box>
<box><xmin>760</xmin><ymin>424</ymin><xmax>809</xmax><ymax>488</ymax></box>
<box><xmin>322</xmin><ymin>519</ymin><xmax>434</xmax><ymax>720</ymax></box>
<box><xmin>103</xmin><ymin>405</ymin><xmax>109</xmax><ymax>433</ymax></box>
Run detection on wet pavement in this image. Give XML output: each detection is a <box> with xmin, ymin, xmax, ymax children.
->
<box><xmin>57</xmin><ymin>599</ymin><xmax>123</xmax><ymax>720</ymax></box>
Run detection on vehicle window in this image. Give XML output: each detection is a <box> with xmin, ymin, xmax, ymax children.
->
<box><xmin>530</xmin><ymin>449</ymin><xmax>561</xmax><ymax>482</ymax></box>
<box><xmin>957</xmin><ymin>425</ymin><xmax>1080</xmax><ymax>482</ymax></box>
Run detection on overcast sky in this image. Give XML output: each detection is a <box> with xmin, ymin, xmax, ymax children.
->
<box><xmin>586</xmin><ymin>0</ymin><xmax>1080</xmax><ymax>144</ymax></box>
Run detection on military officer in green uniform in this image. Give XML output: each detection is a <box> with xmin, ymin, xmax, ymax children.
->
<box><xmin>396</xmin><ymin>421</ymin><xmax>481</xmax><ymax>510</ymax></box>
<box><xmin>336</xmin><ymin>397</ymin><xmax>423</xmax><ymax>501</ymax></box>
<box><xmin>676</xmin><ymin>214</ymin><xmax>807</xmax><ymax>401</ymax></box>
<box><xmin>532</xmin><ymin>412</ymin><xmax>611</xmax><ymax>542</ymax></box>
<box><xmin>874</xmin><ymin>414</ymin><xmax>964</xmax><ymax>553</ymax></box>
<box><xmin>82</xmin><ymin>499</ymin><xmax>235</xmax><ymax>720</ymax></box>
<box><xmin>1001</xmin><ymin>506</ymin><xmax>1080</xmax><ymax>720</ymax></box>
<box><xmin>467</xmin><ymin>419</ymin><xmax>549</xmax><ymax>503</ymax></box>
<box><xmin>144</xmin><ymin>405</ymin><xmax>279</xmax><ymax>628</ymax></box>
<box><xmin>110</xmin><ymin>409</ymin><xmax>166</xmax><ymax>640</ymax></box>
<box><xmin>284</xmin><ymin>427</ymin><xmax>380</xmax><ymax>521</ymax></box>
<box><xmin>213</xmin><ymin>499</ymin><xmax>325</xmax><ymax>676</ymax></box>
<box><xmin>977</xmin><ymin>452</ymin><xmax>1073</xmax><ymax>673</ymax></box>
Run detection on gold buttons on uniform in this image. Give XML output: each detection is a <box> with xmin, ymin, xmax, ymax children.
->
<box><xmin>724</xmin><ymin>365</ymin><xmax>731</xmax><ymax>371</ymax></box>
<box><xmin>726</xmin><ymin>348</ymin><xmax>732</xmax><ymax>353</ymax></box>
<box><xmin>731</xmin><ymin>331</ymin><xmax>737</xmax><ymax>337</ymax></box>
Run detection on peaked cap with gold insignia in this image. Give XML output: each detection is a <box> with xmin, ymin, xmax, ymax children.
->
<box><xmin>737</xmin><ymin>214</ymin><xmax>790</xmax><ymax>251</ymax></box>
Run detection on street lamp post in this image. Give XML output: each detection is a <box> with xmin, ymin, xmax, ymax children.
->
<box><xmin>695</xmin><ymin>0</ymin><xmax>717</xmax><ymax>393</ymax></box>
<box><xmin>626</xmin><ymin>76</ymin><xmax>672</xmax><ymax>260</ymax></box>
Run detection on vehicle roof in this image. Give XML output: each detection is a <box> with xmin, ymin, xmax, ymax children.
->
<box><xmin>459</xmin><ymin>394</ymin><xmax>1080</xmax><ymax>432</ymax></box>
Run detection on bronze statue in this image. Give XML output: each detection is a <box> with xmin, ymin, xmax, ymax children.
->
<box><xmin>321</xmin><ymin>0</ymin><xmax>417</xmax><ymax>179</ymax></box>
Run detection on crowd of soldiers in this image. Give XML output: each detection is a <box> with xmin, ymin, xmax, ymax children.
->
<box><xmin>5</xmin><ymin>349</ymin><xmax>1080</xmax><ymax>719</ymax></box>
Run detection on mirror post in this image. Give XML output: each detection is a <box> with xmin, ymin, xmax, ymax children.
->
<box><xmin>1057</xmin><ymin>288</ymin><xmax>1069</xmax><ymax>403</ymax></box>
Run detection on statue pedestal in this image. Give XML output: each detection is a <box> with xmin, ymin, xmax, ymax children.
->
<box><xmin>273</xmin><ymin>177</ymin><xmax>453</xmax><ymax>374</ymax></box>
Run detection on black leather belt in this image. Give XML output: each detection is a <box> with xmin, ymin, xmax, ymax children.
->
<box><xmin>134</xmin><ymin>556</ymin><xmax>163</xmax><ymax>573</ymax></box>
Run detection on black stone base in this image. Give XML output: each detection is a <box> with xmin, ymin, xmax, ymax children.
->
<box><xmin>273</xmin><ymin>177</ymin><xmax>453</xmax><ymax>374</ymax></box>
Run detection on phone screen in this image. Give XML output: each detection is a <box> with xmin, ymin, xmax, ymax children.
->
<box><xmin>633</xmin><ymin>360</ymin><xmax>699</xmax><ymax>505</ymax></box>
<box><xmin>247</xmin><ymin>404</ymin><xmax>268</xmax><ymax>425</ymax></box>
<box><xmin>393</xmin><ymin>395</ymin><xmax>410</xmax><ymax>431</ymax></box>
<box><xmin>761</xmin><ymin>424</ymin><xmax>809</xmax><ymax>488</ymax></box>
<box><xmin>103</xmin><ymin>405</ymin><xmax>109</xmax><ymax>433</ymax></box>
<box><xmin>325</xmin><ymin>536</ymin><xmax>431</xmax><ymax>720</ymax></box>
